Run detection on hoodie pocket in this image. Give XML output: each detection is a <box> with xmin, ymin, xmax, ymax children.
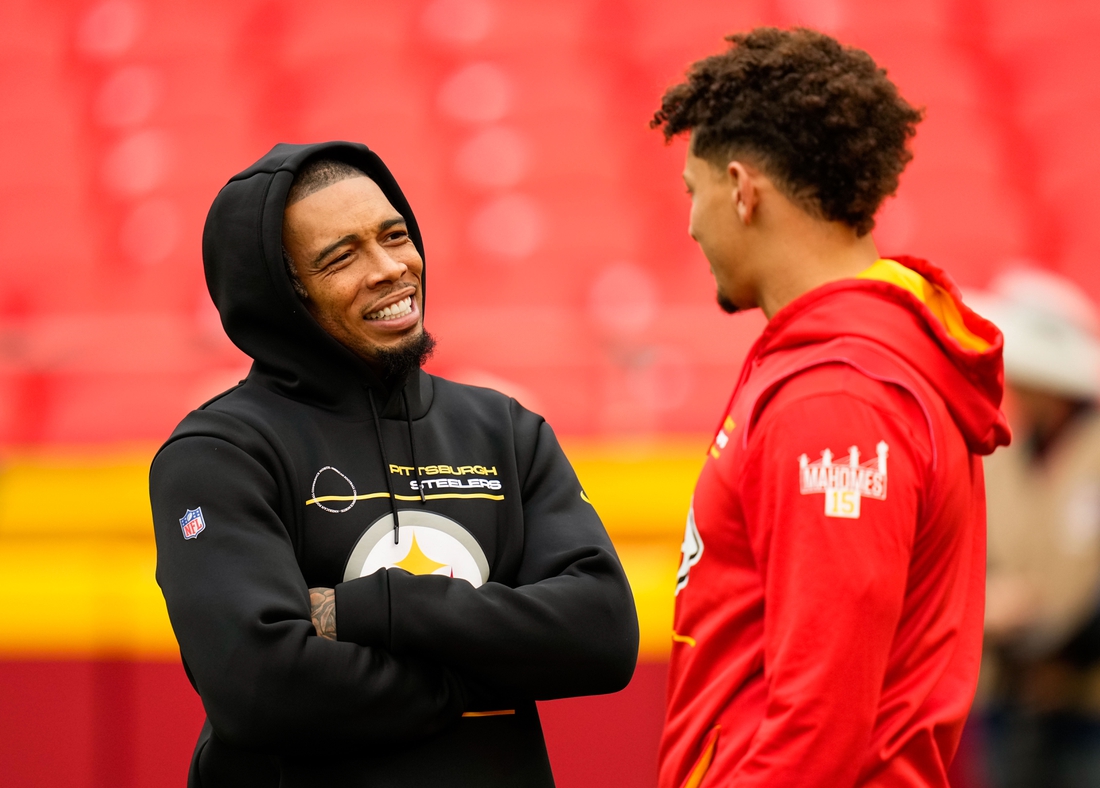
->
<box><xmin>679</xmin><ymin>724</ymin><xmax>720</xmax><ymax>788</ymax></box>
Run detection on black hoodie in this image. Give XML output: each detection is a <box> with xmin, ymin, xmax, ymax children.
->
<box><xmin>150</xmin><ymin>141</ymin><xmax>639</xmax><ymax>787</ymax></box>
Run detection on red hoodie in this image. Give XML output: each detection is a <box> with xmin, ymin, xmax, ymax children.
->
<box><xmin>659</xmin><ymin>257</ymin><xmax>1011</xmax><ymax>788</ymax></box>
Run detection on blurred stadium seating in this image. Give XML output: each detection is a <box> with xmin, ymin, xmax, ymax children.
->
<box><xmin>1</xmin><ymin>0</ymin><xmax>1098</xmax><ymax>785</ymax></box>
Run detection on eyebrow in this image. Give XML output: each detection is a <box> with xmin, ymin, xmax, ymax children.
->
<box><xmin>308</xmin><ymin>215</ymin><xmax>407</xmax><ymax>267</ymax></box>
<box><xmin>311</xmin><ymin>234</ymin><xmax>358</xmax><ymax>267</ymax></box>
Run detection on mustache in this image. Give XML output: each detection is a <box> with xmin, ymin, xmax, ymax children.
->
<box><xmin>362</xmin><ymin>282</ymin><xmax>419</xmax><ymax>314</ymax></box>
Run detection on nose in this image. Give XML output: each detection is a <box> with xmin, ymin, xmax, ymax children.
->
<box><xmin>365</xmin><ymin>246</ymin><xmax>412</xmax><ymax>287</ymax></box>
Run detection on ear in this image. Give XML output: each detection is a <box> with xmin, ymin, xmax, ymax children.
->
<box><xmin>728</xmin><ymin>161</ymin><xmax>758</xmax><ymax>224</ymax></box>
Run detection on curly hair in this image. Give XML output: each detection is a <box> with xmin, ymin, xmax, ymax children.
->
<box><xmin>652</xmin><ymin>28</ymin><xmax>923</xmax><ymax>236</ymax></box>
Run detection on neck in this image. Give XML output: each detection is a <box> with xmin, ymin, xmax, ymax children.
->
<box><xmin>753</xmin><ymin>211</ymin><xmax>880</xmax><ymax>319</ymax></box>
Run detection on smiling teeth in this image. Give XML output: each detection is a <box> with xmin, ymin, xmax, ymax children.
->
<box><xmin>367</xmin><ymin>296</ymin><xmax>413</xmax><ymax>320</ymax></box>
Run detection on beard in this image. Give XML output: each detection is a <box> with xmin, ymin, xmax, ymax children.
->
<box><xmin>374</xmin><ymin>329</ymin><xmax>436</xmax><ymax>382</ymax></box>
<box><xmin>716</xmin><ymin>289</ymin><xmax>741</xmax><ymax>314</ymax></box>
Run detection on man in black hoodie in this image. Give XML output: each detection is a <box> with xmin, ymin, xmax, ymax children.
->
<box><xmin>150</xmin><ymin>141</ymin><xmax>639</xmax><ymax>787</ymax></box>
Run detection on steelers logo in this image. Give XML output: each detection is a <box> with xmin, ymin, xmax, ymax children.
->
<box><xmin>343</xmin><ymin>510</ymin><xmax>490</xmax><ymax>588</ymax></box>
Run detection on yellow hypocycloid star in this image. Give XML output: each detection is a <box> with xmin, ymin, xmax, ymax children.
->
<box><xmin>394</xmin><ymin>533</ymin><xmax>449</xmax><ymax>576</ymax></box>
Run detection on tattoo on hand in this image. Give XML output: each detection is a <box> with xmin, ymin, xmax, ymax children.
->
<box><xmin>309</xmin><ymin>587</ymin><xmax>336</xmax><ymax>640</ymax></box>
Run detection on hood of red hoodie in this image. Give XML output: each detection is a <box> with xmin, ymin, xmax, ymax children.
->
<box><xmin>745</xmin><ymin>255</ymin><xmax>1012</xmax><ymax>455</ymax></box>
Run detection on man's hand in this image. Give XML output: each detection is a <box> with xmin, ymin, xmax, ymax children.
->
<box><xmin>309</xmin><ymin>587</ymin><xmax>336</xmax><ymax>640</ymax></box>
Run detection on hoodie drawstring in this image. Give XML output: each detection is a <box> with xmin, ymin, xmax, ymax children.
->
<box><xmin>369</xmin><ymin>387</ymin><xmax>427</xmax><ymax>545</ymax></box>
<box><xmin>368</xmin><ymin>389</ymin><xmax>402</xmax><ymax>545</ymax></box>
<box><xmin>402</xmin><ymin>388</ymin><xmax>427</xmax><ymax>504</ymax></box>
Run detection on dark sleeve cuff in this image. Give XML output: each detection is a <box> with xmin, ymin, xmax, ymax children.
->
<box><xmin>334</xmin><ymin>568</ymin><xmax>391</xmax><ymax>648</ymax></box>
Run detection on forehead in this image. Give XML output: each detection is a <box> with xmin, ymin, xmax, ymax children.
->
<box><xmin>283</xmin><ymin>175</ymin><xmax>400</xmax><ymax>238</ymax></box>
<box><xmin>683</xmin><ymin>150</ymin><xmax>723</xmax><ymax>183</ymax></box>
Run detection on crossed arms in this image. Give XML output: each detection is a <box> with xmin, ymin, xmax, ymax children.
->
<box><xmin>151</xmin><ymin>419</ymin><xmax>637</xmax><ymax>749</ymax></box>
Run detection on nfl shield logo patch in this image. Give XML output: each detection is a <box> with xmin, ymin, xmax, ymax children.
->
<box><xmin>179</xmin><ymin>507</ymin><xmax>206</xmax><ymax>540</ymax></box>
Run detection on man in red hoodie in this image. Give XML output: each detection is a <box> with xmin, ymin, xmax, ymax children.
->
<box><xmin>652</xmin><ymin>28</ymin><xmax>1011</xmax><ymax>788</ymax></box>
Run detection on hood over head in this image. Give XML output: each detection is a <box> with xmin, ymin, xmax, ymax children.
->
<box><xmin>753</xmin><ymin>256</ymin><xmax>1011</xmax><ymax>455</ymax></box>
<box><xmin>202</xmin><ymin>141</ymin><xmax>429</xmax><ymax>416</ymax></box>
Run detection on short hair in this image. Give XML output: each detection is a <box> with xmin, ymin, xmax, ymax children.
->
<box><xmin>286</xmin><ymin>158</ymin><xmax>369</xmax><ymax>206</ymax></box>
<box><xmin>283</xmin><ymin>158</ymin><xmax>370</xmax><ymax>299</ymax></box>
<box><xmin>652</xmin><ymin>27</ymin><xmax>923</xmax><ymax>236</ymax></box>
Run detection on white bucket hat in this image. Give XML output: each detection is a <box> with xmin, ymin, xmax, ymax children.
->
<box><xmin>966</xmin><ymin>268</ymin><xmax>1100</xmax><ymax>400</ymax></box>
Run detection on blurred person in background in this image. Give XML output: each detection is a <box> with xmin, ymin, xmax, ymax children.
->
<box><xmin>652</xmin><ymin>28</ymin><xmax>1011</xmax><ymax>788</ymax></box>
<box><xmin>974</xmin><ymin>270</ymin><xmax>1100</xmax><ymax>788</ymax></box>
<box><xmin>150</xmin><ymin>141</ymin><xmax>638</xmax><ymax>787</ymax></box>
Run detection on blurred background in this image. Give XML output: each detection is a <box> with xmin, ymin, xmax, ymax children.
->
<box><xmin>3</xmin><ymin>0</ymin><xmax>1100</xmax><ymax>786</ymax></box>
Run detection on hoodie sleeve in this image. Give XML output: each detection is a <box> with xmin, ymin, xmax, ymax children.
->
<box><xmin>728</xmin><ymin>379</ymin><xmax>931</xmax><ymax>788</ymax></box>
<box><xmin>334</xmin><ymin>405</ymin><xmax>639</xmax><ymax>701</ymax></box>
<box><xmin>151</xmin><ymin>433</ymin><xmax>467</xmax><ymax>750</ymax></box>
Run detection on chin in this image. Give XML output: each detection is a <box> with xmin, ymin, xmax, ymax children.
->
<box><xmin>369</xmin><ymin>329</ymin><xmax>437</xmax><ymax>380</ymax></box>
<box><xmin>716</xmin><ymin>290</ymin><xmax>741</xmax><ymax>314</ymax></box>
